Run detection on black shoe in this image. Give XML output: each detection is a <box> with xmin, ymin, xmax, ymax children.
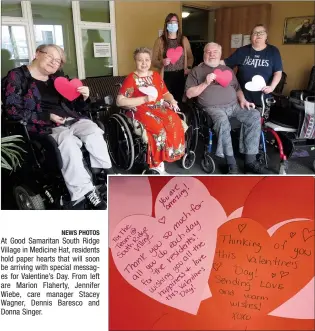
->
<box><xmin>244</xmin><ymin>161</ymin><xmax>270</xmax><ymax>174</ymax></box>
<box><xmin>85</xmin><ymin>189</ymin><xmax>107</xmax><ymax>210</ymax></box>
<box><xmin>228</xmin><ymin>164</ymin><xmax>239</xmax><ymax>174</ymax></box>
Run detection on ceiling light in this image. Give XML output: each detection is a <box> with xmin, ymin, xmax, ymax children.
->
<box><xmin>182</xmin><ymin>12</ymin><xmax>190</xmax><ymax>18</ymax></box>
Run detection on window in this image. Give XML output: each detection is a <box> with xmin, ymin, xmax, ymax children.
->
<box><xmin>80</xmin><ymin>1</ymin><xmax>110</xmax><ymax>23</ymax></box>
<box><xmin>82</xmin><ymin>29</ymin><xmax>113</xmax><ymax>77</ymax></box>
<box><xmin>1</xmin><ymin>1</ymin><xmax>117</xmax><ymax>79</ymax></box>
<box><xmin>31</xmin><ymin>2</ymin><xmax>77</xmax><ymax>78</ymax></box>
<box><xmin>1</xmin><ymin>25</ymin><xmax>29</xmax><ymax>77</ymax></box>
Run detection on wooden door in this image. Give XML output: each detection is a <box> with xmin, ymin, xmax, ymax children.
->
<box><xmin>215</xmin><ymin>4</ymin><xmax>271</xmax><ymax>59</ymax></box>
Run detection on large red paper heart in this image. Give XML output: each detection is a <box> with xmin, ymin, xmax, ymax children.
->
<box><xmin>209</xmin><ymin>217</ymin><xmax>315</xmax><ymax>330</ymax></box>
<box><xmin>214</xmin><ymin>69</ymin><xmax>233</xmax><ymax>88</ymax></box>
<box><xmin>54</xmin><ymin>77</ymin><xmax>83</xmax><ymax>101</ymax></box>
<box><xmin>166</xmin><ymin>47</ymin><xmax>183</xmax><ymax>65</ymax></box>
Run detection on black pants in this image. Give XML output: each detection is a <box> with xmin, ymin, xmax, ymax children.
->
<box><xmin>164</xmin><ymin>69</ymin><xmax>186</xmax><ymax>103</ymax></box>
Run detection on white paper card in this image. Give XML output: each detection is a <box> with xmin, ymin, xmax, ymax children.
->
<box><xmin>243</xmin><ymin>35</ymin><xmax>251</xmax><ymax>46</ymax></box>
<box><xmin>93</xmin><ymin>42</ymin><xmax>111</xmax><ymax>58</ymax></box>
<box><xmin>231</xmin><ymin>34</ymin><xmax>243</xmax><ymax>48</ymax></box>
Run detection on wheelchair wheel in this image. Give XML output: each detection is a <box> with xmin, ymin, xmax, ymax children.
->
<box><xmin>185</xmin><ymin>106</ymin><xmax>199</xmax><ymax>153</ymax></box>
<box><xmin>14</xmin><ymin>185</ymin><xmax>45</xmax><ymax>210</ymax></box>
<box><xmin>182</xmin><ymin>151</ymin><xmax>196</xmax><ymax>170</ymax></box>
<box><xmin>201</xmin><ymin>153</ymin><xmax>215</xmax><ymax>174</ymax></box>
<box><xmin>107</xmin><ymin>114</ymin><xmax>135</xmax><ymax>171</ymax></box>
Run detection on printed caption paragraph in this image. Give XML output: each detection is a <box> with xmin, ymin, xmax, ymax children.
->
<box><xmin>0</xmin><ymin>230</ymin><xmax>101</xmax><ymax>317</ymax></box>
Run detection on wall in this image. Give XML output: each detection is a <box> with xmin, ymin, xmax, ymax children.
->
<box><xmin>208</xmin><ymin>10</ymin><xmax>215</xmax><ymax>42</ymax></box>
<box><xmin>267</xmin><ymin>1</ymin><xmax>315</xmax><ymax>93</ymax></box>
<box><xmin>115</xmin><ymin>1</ymin><xmax>181</xmax><ymax>75</ymax></box>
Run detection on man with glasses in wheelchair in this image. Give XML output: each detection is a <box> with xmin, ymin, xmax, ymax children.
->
<box><xmin>2</xmin><ymin>44</ymin><xmax>113</xmax><ymax>209</ymax></box>
<box><xmin>186</xmin><ymin>42</ymin><xmax>267</xmax><ymax>174</ymax></box>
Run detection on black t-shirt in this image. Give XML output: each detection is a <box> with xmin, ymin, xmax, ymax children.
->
<box><xmin>224</xmin><ymin>44</ymin><xmax>283</xmax><ymax>106</ymax></box>
<box><xmin>35</xmin><ymin>79</ymin><xmax>68</xmax><ymax>120</ymax></box>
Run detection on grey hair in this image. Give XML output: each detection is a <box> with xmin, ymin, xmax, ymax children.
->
<box><xmin>204</xmin><ymin>42</ymin><xmax>222</xmax><ymax>53</ymax></box>
<box><xmin>35</xmin><ymin>44</ymin><xmax>66</xmax><ymax>66</ymax></box>
<box><xmin>133</xmin><ymin>47</ymin><xmax>152</xmax><ymax>60</ymax></box>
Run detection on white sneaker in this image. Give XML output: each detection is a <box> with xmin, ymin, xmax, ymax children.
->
<box><xmin>151</xmin><ymin>162</ymin><xmax>168</xmax><ymax>174</ymax></box>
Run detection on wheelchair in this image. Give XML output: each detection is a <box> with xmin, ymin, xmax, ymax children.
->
<box><xmin>1</xmin><ymin>112</ymin><xmax>107</xmax><ymax>210</ymax></box>
<box><xmin>104</xmin><ymin>101</ymin><xmax>197</xmax><ymax>174</ymax></box>
<box><xmin>257</xmin><ymin>92</ymin><xmax>315</xmax><ymax>174</ymax></box>
<box><xmin>183</xmin><ymin>98</ymin><xmax>251</xmax><ymax>174</ymax></box>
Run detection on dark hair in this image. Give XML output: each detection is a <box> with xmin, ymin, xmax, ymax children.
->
<box><xmin>161</xmin><ymin>13</ymin><xmax>183</xmax><ymax>55</ymax></box>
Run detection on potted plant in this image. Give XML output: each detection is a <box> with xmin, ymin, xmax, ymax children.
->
<box><xmin>1</xmin><ymin>135</ymin><xmax>26</xmax><ymax>171</ymax></box>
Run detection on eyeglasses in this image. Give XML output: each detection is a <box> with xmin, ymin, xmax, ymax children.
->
<box><xmin>252</xmin><ymin>31</ymin><xmax>266</xmax><ymax>36</ymax></box>
<box><xmin>39</xmin><ymin>51</ymin><xmax>62</xmax><ymax>66</ymax></box>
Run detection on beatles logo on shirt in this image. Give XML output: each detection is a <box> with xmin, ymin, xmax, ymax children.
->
<box><xmin>243</xmin><ymin>55</ymin><xmax>270</xmax><ymax>68</ymax></box>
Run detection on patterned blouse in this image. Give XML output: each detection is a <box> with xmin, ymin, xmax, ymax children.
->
<box><xmin>164</xmin><ymin>39</ymin><xmax>185</xmax><ymax>72</ymax></box>
<box><xmin>2</xmin><ymin>65</ymin><xmax>89</xmax><ymax>134</ymax></box>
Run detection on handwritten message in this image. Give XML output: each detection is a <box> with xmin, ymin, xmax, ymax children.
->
<box><xmin>111</xmin><ymin>177</ymin><xmax>227</xmax><ymax>314</ymax></box>
<box><xmin>210</xmin><ymin>218</ymin><xmax>315</xmax><ymax>329</ymax></box>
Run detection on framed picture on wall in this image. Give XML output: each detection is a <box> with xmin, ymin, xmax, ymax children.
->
<box><xmin>283</xmin><ymin>16</ymin><xmax>315</xmax><ymax>44</ymax></box>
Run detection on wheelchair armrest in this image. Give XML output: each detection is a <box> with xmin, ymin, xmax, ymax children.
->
<box><xmin>2</xmin><ymin>118</ymin><xmax>30</xmax><ymax>140</ymax></box>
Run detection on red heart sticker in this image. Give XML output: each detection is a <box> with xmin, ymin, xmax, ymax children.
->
<box><xmin>166</xmin><ymin>47</ymin><xmax>183</xmax><ymax>65</ymax></box>
<box><xmin>214</xmin><ymin>69</ymin><xmax>233</xmax><ymax>88</ymax></box>
<box><xmin>54</xmin><ymin>77</ymin><xmax>83</xmax><ymax>101</ymax></box>
<box><xmin>209</xmin><ymin>217</ymin><xmax>315</xmax><ymax>329</ymax></box>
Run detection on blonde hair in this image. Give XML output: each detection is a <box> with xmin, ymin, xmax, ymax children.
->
<box><xmin>133</xmin><ymin>47</ymin><xmax>152</xmax><ymax>60</ymax></box>
<box><xmin>35</xmin><ymin>44</ymin><xmax>66</xmax><ymax>67</ymax></box>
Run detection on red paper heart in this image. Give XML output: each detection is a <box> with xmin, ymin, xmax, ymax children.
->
<box><xmin>166</xmin><ymin>47</ymin><xmax>183</xmax><ymax>64</ymax></box>
<box><xmin>214</xmin><ymin>69</ymin><xmax>233</xmax><ymax>88</ymax></box>
<box><xmin>209</xmin><ymin>217</ymin><xmax>315</xmax><ymax>329</ymax></box>
<box><xmin>54</xmin><ymin>77</ymin><xmax>83</xmax><ymax>101</ymax></box>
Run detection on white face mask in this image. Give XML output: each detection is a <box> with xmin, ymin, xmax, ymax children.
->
<box><xmin>167</xmin><ymin>23</ymin><xmax>178</xmax><ymax>33</ymax></box>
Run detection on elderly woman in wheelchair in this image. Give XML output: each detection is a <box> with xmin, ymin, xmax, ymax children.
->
<box><xmin>2</xmin><ymin>43</ymin><xmax>113</xmax><ymax>209</ymax></box>
<box><xmin>115</xmin><ymin>47</ymin><xmax>187</xmax><ymax>174</ymax></box>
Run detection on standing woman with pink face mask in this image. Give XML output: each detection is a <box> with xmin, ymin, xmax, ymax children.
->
<box><xmin>152</xmin><ymin>13</ymin><xmax>194</xmax><ymax>103</ymax></box>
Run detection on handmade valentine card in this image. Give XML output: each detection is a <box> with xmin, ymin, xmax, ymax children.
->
<box><xmin>209</xmin><ymin>217</ymin><xmax>315</xmax><ymax>329</ymax></box>
<box><xmin>109</xmin><ymin>176</ymin><xmax>315</xmax><ymax>331</ymax></box>
<box><xmin>110</xmin><ymin>177</ymin><xmax>226</xmax><ymax>314</ymax></box>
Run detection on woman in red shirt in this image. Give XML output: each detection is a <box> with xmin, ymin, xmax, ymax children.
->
<box><xmin>116</xmin><ymin>47</ymin><xmax>185</xmax><ymax>174</ymax></box>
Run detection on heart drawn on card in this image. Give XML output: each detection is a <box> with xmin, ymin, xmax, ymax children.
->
<box><xmin>166</xmin><ymin>46</ymin><xmax>183</xmax><ymax>64</ymax></box>
<box><xmin>209</xmin><ymin>217</ymin><xmax>315</xmax><ymax>329</ymax></box>
<box><xmin>213</xmin><ymin>69</ymin><xmax>233</xmax><ymax>88</ymax></box>
<box><xmin>245</xmin><ymin>75</ymin><xmax>266</xmax><ymax>92</ymax></box>
<box><xmin>54</xmin><ymin>77</ymin><xmax>83</xmax><ymax>101</ymax></box>
<box><xmin>139</xmin><ymin>86</ymin><xmax>158</xmax><ymax>99</ymax></box>
<box><xmin>110</xmin><ymin>177</ymin><xmax>227</xmax><ymax>314</ymax></box>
